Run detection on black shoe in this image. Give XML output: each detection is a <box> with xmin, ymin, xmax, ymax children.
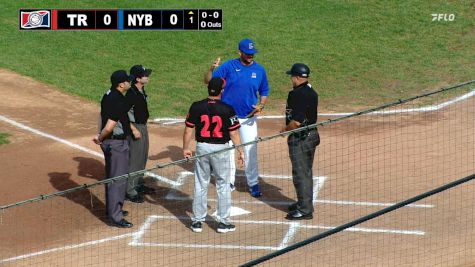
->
<box><xmin>288</xmin><ymin>203</ymin><xmax>298</xmax><ymax>212</ymax></box>
<box><xmin>285</xmin><ymin>210</ymin><xmax>313</xmax><ymax>220</ymax></box>
<box><xmin>217</xmin><ymin>222</ymin><xmax>236</xmax><ymax>233</ymax></box>
<box><xmin>190</xmin><ymin>221</ymin><xmax>203</xmax><ymax>233</ymax></box>
<box><xmin>110</xmin><ymin>219</ymin><xmax>133</xmax><ymax>228</ymax></box>
<box><xmin>126</xmin><ymin>194</ymin><xmax>144</xmax><ymax>203</ymax></box>
<box><xmin>137</xmin><ymin>185</ymin><xmax>155</xmax><ymax>194</ymax></box>
<box><xmin>122</xmin><ymin>210</ymin><xmax>129</xmax><ymax>217</ymax></box>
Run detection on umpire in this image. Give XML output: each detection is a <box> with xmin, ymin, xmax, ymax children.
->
<box><xmin>281</xmin><ymin>63</ymin><xmax>320</xmax><ymax>220</ymax></box>
<box><xmin>125</xmin><ymin>65</ymin><xmax>154</xmax><ymax>203</ymax></box>
<box><xmin>93</xmin><ymin>70</ymin><xmax>134</xmax><ymax>228</ymax></box>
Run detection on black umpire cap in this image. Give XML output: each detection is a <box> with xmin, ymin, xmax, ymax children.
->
<box><xmin>208</xmin><ymin>77</ymin><xmax>226</xmax><ymax>96</ymax></box>
<box><xmin>130</xmin><ymin>65</ymin><xmax>152</xmax><ymax>78</ymax></box>
<box><xmin>286</xmin><ymin>63</ymin><xmax>310</xmax><ymax>78</ymax></box>
<box><xmin>111</xmin><ymin>70</ymin><xmax>133</xmax><ymax>88</ymax></box>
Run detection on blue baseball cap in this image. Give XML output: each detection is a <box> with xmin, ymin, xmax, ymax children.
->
<box><xmin>238</xmin><ymin>38</ymin><xmax>258</xmax><ymax>55</ymax></box>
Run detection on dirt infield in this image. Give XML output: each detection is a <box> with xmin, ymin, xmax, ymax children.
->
<box><xmin>1</xmin><ymin>68</ymin><xmax>475</xmax><ymax>266</ymax></box>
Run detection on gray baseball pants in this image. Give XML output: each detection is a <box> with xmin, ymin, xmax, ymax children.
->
<box><xmin>192</xmin><ymin>142</ymin><xmax>232</xmax><ymax>224</ymax></box>
<box><xmin>127</xmin><ymin>123</ymin><xmax>149</xmax><ymax>197</ymax></box>
<box><xmin>288</xmin><ymin>130</ymin><xmax>319</xmax><ymax>215</ymax></box>
<box><xmin>101</xmin><ymin>139</ymin><xmax>129</xmax><ymax>223</ymax></box>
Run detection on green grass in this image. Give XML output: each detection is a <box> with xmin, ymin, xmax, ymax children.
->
<box><xmin>0</xmin><ymin>133</ymin><xmax>10</xmax><ymax>146</ymax></box>
<box><xmin>1</xmin><ymin>0</ymin><xmax>474</xmax><ymax>116</ymax></box>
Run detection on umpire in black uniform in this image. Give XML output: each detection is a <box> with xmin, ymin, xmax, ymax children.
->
<box><xmin>281</xmin><ymin>63</ymin><xmax>320</xmax><ymax>220</ymax></box>
<box><xmin>93</xmin><ymin>70</ymin><xmax>134</xmax><ymax>228</ymax></box>
<box><xmin>125</xmin><ymin>65</ymin><xmax>154</xmax><ymax>203</ymax></box>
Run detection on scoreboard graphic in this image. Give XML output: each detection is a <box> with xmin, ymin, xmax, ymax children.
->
<box><xmin>19</xmin><ymin>9</ymin><xmax>222</xmax><ymax>30</ymax></box>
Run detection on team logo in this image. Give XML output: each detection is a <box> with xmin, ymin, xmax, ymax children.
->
<box><xmin>248</xmin><ymin>42</ymin><xmax>254</xmax><ymax>50</ymax></box>
<box><xmin>230</xmin><ymin>115</ymin><xmax>239</xmax><ymax>125</ymax></box>
<box><xmin>285</xmin><ymin>108</ymin><xmax>292</xmax><ymax>121</ymax></box>
<box><xmin>20</xmin><ymin>10</ymin><xmax>50</xmax><ymax>29</ymax></box>
<box><xmin>251</xmin><ymin>72</ymin><xmax>257</xmax><ymax>78</ymax></box>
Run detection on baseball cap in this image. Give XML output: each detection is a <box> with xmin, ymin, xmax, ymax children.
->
<box><xmin>208</xmin><ymin>77</ymin><xmax>226</xmax><ymax>96</ymax></box>
<box><xmin>238</xmin><ymin>38</ymin><xmax>258</xmax><ymax>55</ymax></box>
<box><xmin>110</xmin><ymin>70</ymin><xmax>133</xmax><ymax>87</ymax></box>
<box><xmin>130</xmin><ymin>65</ymin><xmax>152</xmax><ymax>78</ymax></box>
<box><xmin>286</xmin><ymin>63</ymin><xmax>310</xmax><ymax>78</ymax></box>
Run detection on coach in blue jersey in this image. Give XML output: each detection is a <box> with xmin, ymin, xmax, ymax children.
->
<box><xmin>204</xmin><ymin>38</ymin><xmax>270</xmax><ymax>198</ymax></box>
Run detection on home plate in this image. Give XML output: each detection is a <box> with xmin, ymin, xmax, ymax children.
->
<box><xmin>212</xmin><ymin>206</ymin><xmax>251</xmax><ymax>217</ymax></box>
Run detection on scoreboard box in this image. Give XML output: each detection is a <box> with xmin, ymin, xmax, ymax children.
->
<box><xmin>20</xmin><ymin>9</ymin><xmax>222</xmax><ymax>31</ymax></box>
<box><xmin>54</xmin><ymin>10</ymin><xmax>96</xmax><ymax>30</ymax></box>
<box><xmin>121</xmin><ymin>10</ymin><xmax>162</xmax><ymax>30</ymax></box>
<box><xmin>95</xmin><ymin>10</ymin><xmax>118</xmax><ymax>30</ymax></box>
<box><xmin>162</xmin><ymin>10</ymin><xmax>184</xmax><ymax>30</ymax></box>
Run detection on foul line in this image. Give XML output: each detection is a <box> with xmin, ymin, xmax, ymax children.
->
<box><xmin>152</xmin><ymin>89</ymin><xmax>475</xmax><ymax>124</ymax></box>
<box><xmin>0</xmin><ymin>233</ymin><xmax>134</xmax><ymax>263</ymax></box>
<box><xmin>0</xmin><ymin>114</ymin><xmax>434</xmax><ymax>209</ymax></box>
<box><xmin>0</xmin><ymin>115</ymin><xmax>103</xmax><ymax>158</ymax></box>
<box><xmin>0</xmin><ymin>211</ymin><xmax>425</xmax><ymax>263</ymax></box>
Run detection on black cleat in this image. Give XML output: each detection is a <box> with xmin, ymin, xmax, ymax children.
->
<box><xmin>285</xmin><ymin>210</ymin><xmax>313</xmax><ymax>220</ymax></box>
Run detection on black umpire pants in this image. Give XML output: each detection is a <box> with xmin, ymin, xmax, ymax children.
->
<box><xmin>101</xmin><ymin>139</ymin><xmax>129</xmax><ymax>223</ymax></box>
<box><xmin>288</xmin><ymin>130</ymin><xmax>320</xmax><ymax>215</ymax></box>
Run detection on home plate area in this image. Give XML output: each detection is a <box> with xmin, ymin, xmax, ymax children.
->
<box><xmin>127</xmin><ymin>171</ymin><xmax>426</xmax><ymax>251</ymax></box>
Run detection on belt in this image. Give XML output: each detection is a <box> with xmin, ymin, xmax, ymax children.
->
<box><xmin>197</xmin><ymin>141</ymin><xmax>229</xmax><ymax>145</ymax></box>
<box><xmin>291</xmin><ymin>128</ymin><xmax>317</xmax><ymax>138</ymax></box>
<box><xmin>109</xmin><ymin>134</ymin><xmax>126</xmax><ymax>140</ymax></box>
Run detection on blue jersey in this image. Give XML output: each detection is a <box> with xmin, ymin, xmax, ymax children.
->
<box><xmin>212</xmin><ymin>58</ymin><xmax>270</xmax><ymax>118</ymax></box>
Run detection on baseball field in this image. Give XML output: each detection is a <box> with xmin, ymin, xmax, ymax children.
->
<box><xmin>1</xmin><ymin>1</ymin><xmax>475</xmax><ymax>266</ymax></box>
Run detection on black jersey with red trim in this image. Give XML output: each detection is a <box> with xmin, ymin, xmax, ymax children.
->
<box><xmin>185</xmin><ymin>98</ymin><xmax>240</xmax><ymax>144</ymax></box>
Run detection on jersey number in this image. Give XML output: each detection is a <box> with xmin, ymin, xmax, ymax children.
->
<box><xmin>200</xmin><ymin>115</ymin><xmax>223</xmax><ymax>138</ymax></box>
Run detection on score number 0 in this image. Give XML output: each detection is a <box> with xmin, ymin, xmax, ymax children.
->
<box><xmin>103</xmin><ymin>14</ymin><xmax>112</xmax><ymax>25</ymax></box>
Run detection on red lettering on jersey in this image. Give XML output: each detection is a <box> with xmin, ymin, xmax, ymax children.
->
<box><xmin>200</xmin><ymin>115</ymin><xmax>223</xmax><ymax>138</ymax></box>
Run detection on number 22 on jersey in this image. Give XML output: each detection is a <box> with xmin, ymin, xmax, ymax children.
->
<box><xmin>200</xmin><ymin>115</ymin><xmax>223</xmax><ymax>138</ymax></box>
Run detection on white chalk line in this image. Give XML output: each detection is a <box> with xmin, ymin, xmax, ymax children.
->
<box><xmin>0</xmin><ymin>232</ymin><xmax>134</xmax><ymax>263</ymax></box>
<box><xmin>164</xmin><ymin>171</ymin><xmax>193</xmax><ymax>199</ymax></box>
<box><xmin>152</xmin><ymin>89</ymin><xmax>475</xmax><ymax>124</ymax></box>
<box><xmin>165</xmin><ymin>195</ymin><xmax>432</xmax><ymax>209</ymax></box>
<box><xmin>0</xmin><ymin>113</ymin><xmax>427</xmax><ymax>262</ymax></box>
<box><xmin>129</xmin><ymin>215</ymin><xmax>424</xmax><ymax>251</ymax></box>
<box><xmin>145</xmin><ymin>171</ymin><xmax>188</xmax><ymax>187</ymax></box>
<box><xmin>163</xmin><ymin>175</ymin><xmax>432</xmax><ymax>209</ymax></box>
<box><xmin>278</xmin><ymin>222</ymin><xmax>300</xmax><ymax>249</ymax></box>
<box><xmin>1</xmin><ymin>209</ymin><xmax>425</xmax><ymax>263</ymax></box>
<box><xmin>0</xmin><ymin>115</ymin><xmax>104</xmax><ymax>159</ymax></box>
<box><xmin>0</xmin><ymin>115</ymin><xmax>431</xmax><ymax>209</ymax></box>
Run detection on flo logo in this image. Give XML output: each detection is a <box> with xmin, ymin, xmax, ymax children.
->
<box><xmin>20</xmin><ymin>10</ymin><xmax>51</xmax><ymax>29</ymax></box>
<box><xmin>431</xmin><ymin>14</ymin><xmax>455</xmax><ymax>22</ymax></box>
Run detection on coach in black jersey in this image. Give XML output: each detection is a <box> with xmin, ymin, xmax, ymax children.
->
<box><xmin>125</xmin><ymin>65</ymin><xmax>153</xmax><ymax>204</ymax></box>
<box><xmin>282</xmin><ymin>63</ymin><xmax>320</xmax><ymax>221</ymax></box>
<box><xmin>93</xmin><ymin>70</ymin><xmax>134</xmax><ymax>228</ymax></box>
<box><xmin>183</xmin><ymin>77</ymin><xmax>244</xmax><ymax>234</ymax></box>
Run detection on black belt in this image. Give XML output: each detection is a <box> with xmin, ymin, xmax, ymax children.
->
<box><xmin>291</xmin><ymin>128</ymin><xmax>317</xmax><ymax>138</ymax></box>
<box><xmin>109</xmin><ymin>134</ymin><xmax>126</xmax><ymax>140</ymax></box>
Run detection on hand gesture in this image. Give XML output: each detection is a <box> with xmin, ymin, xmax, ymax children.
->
<box><xmin>210</xmin><ymin>57</ymin><xmax>221</xmax><ymax>71</ymax></box>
